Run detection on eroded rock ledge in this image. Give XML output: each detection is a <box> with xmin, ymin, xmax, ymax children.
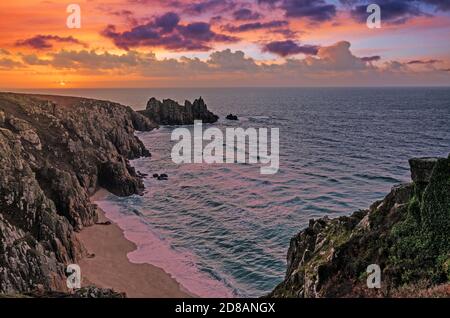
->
<box><xmin>139</xmin><ymin>97</ymin><xmax>219</xmax><ymax>125</ymax></box>
<box><xmin>0</xmin><ymin>93</ymin><xmax>157</xmax><ymax>294</ymax></box>
<box><xmin>269</xmin><ymin>156</ymin><xmax>450</xmax><ymax>298</ymax></box>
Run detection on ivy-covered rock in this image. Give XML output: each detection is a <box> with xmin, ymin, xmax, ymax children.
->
<box><xmin>269</xmin><ymin>155</ymin><xmax>450</xmax><ymax>298</ymax></box>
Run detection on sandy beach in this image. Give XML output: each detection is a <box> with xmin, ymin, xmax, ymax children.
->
<box><xmin>75</xmin><ymin>189</ymin><xmax>191</xmax><ymax>298</ymax></box>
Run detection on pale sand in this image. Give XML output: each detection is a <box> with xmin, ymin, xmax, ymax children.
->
<box><xmin>76</xmin><ymin>188</ymin><xmax>192</xmax><ymax>298</ymax></box>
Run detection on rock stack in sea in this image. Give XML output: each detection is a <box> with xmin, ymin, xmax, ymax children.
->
<box><xmin>226</xmin><ymin>114</ymin><xmax>238</xmax><ymax>121</ymax></box>
<box><xmin>139</xmin><ymin>97</ymin><xmax>219</xmax><ymax>125</ymax></box>
<box><xmin>269</xmin><ymin>156</ymin><xmax>450</xmax><ymax>297</ymax></box>
<box><xmin>0</xmin><ymin>92</ymin><xmax>157</xmax><ymax>295</ymax></box>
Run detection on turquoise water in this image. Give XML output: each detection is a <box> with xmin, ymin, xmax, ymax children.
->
<box><xmin>15</xmin><ymin>87</ymin><xmax>450</xmax><ymax>297</ymax></box>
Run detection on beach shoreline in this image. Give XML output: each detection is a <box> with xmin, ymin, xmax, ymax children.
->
<box><xmin>75</xmin><ymin>188</ymin><xmax>192</xmax><ymax>298</ymax></box>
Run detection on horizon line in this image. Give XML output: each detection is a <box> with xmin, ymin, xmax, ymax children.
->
<box><xmin>2</xmin><ymin>85</ymin><xmax>450</xmax><ymax>91</ymax></box>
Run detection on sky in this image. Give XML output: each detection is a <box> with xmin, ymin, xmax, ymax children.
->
<box><xmin>0</xmin><ymin>0</ymin><xmax>450</xmax><ymax>88</ymax></box>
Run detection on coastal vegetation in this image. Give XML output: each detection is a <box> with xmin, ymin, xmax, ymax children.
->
<box><xmin>269</xmin><ymin>156</ymin><xmax>450</xmax><ymax>297</ymax></box>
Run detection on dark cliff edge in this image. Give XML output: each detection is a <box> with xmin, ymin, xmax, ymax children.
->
<box><xmin>0</xmin><ymin>92</ymin><xmax>157</xmax><ymax>295</ymax></box>
<box><xmin>269</xmin><ymin>156</ymin><xmax>450</xmax><ymax>298</ymax></box>
<box><xmin>138</xmin><ymin>97</ymin><xmax>219</xmax><ymax>125</ymax></box>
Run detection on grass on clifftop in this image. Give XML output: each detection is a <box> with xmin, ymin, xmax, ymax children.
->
<box><xmin>390</xmin><ymin>155</ymin><xmax>450</xmax><ymax>286</ymax></box>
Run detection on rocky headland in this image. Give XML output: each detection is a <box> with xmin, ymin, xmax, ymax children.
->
<box><xmin>139</xmin><ymin>97</ymin><xmax>219</xmax><ymax>125</ymax></box>
<box><xmin>0</xmin><ymin>92</ymin><xmax>157</xmax><ymax>295</ymax></box>
<box><xmin>269</xmin><ymin>156</ymin><xmax>450</xmax><ymax>297</ymax></box>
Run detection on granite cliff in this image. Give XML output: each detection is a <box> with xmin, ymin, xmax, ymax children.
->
<box><xmin>0</xmin><ymin>92</ymin><xmax>157</xmax><ymax>294</ymax></box>
<box><xmin>139</xmin><ymin>97</ymin><xmax>219</xmax><ymax>125</ymax></box>
<box><xmin>269</xmin><ymin>156</ymin><xmax>450</xmax><ymax>297</ymax></box>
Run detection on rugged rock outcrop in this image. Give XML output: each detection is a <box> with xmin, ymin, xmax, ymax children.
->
<box><xmin>1</xmin><ymin>286</ymin><xmax>125</xmax><ymax>298</ymax></box>
<box><xmin>139</xmin><ymin>97</ymin><xmax>219</xmax><ymax>125</ymax></box>
<box><xmin>0</xmin><ymin>93</ymin><xmax>157</xmax><ymax>294</ymax></box>
<box><xmin>226</xmin><ymin>114</ymin><xmax>238</xmax><ymax>121</ymax></box>
<box><xmin>269</xmin><ymin>156</ymin><xmax>450</xmax><ymax>298</ymax></box>
<box><xmin>409</xmin><ymin>157</ymin><xmax>438</xmax><ymax>183</ymax></box>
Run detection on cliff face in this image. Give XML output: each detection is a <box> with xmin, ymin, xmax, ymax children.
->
<box><xmin>139</xmin><ymin>97</ymin><xmax>219</xmax><ymax>125</ymax></box>
<box><xmin>270</xmin><ymin>156</ymin><xmax>450</xmax><ymax>298</ymax></box>
<box><xmin>0</xmin><ymin>93</ymin><xmax>156</xmax><ymax>294</ymax></box>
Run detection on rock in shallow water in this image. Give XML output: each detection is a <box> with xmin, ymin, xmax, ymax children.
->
<box><xmin>157</xmin><ymin>173</ymin><xmax>168</xmax><ymax>181</ymax></box>
<box><xmin>226</xmin><ymin>114</ymin><xmax>238</xmax><ymax>121</ymax></box>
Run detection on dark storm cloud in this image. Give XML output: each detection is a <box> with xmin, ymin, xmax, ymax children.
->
<box><xmin>232</xmin><ymin>8</ymin><xmax>262</xmax><ymax>20</ymax></box>
<box><xmin>257</xmin><ymin>0</ymin><xmax>281</xmax><ymax>8</ymax></box>
<box><xmin>346</xmin><ymin>0</ymin><xmax>450</xmax><ymax>24</ymax></box>
<box><xmin>407</xmin><ymin>59</ymin><xmax>441</xmax><ymax>65</ymax></box>
<box><xmin>350</xmin><ymin>0</ymin><xmax>424</xmax><ymax>24</ymax></box>
<box><xmin>183</xmin><ymin>0</ymin><xmax>237</xmax><ymax>14</ymax></box>
<box><xmin>101</xmin><ymin>12</ymin><xmax>239</xmax><ymax>51</ymax></box>
<box><xmin>223</xmin><ymin>20</ymin><xmax>288</xmax><ymax>32</ymax></box>
<box><xmin>423</xmin><ymin>0</ymin><xmax>450</xmax><ymax>11</ymax></box>
<box><xmin>280</xmin><ymin>0</ymin><xmax>337</xmax><ymax>21</ymax></box>
<box><xmin>361</xmin><ymin>55</ymin><xmax>381</xmax><ymax>62</ymax></box>
<box><xmin>15</xmin><ymin>35</ymin><xmax>87</xmax><ymax>50</ymax></box>
<box><xmin>263</xmin><ymin>40</ymin><xmax>319</xmax><ymax>57</ymax></box>
<box><xmin>256</xmin><ymin>0</ymin><xmax>337</xmax><ymax>22</ymax></box>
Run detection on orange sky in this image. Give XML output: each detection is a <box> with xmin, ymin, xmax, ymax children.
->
<box><xmin>1</xmin><ymin>0</ymin><xmax>450</xmax><ymax>88</ymax></box>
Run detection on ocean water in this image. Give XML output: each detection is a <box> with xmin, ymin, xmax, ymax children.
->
<box><xmin>15</xmin><ymin>87</ymin><xmax>450</xmax><ymax>297</ymax></box>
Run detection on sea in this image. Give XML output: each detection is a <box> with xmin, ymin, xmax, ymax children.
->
<box><xmin>12</xmin><ymin>87</ymin><xmax>450</xmax><ymax>297</ymax></box>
